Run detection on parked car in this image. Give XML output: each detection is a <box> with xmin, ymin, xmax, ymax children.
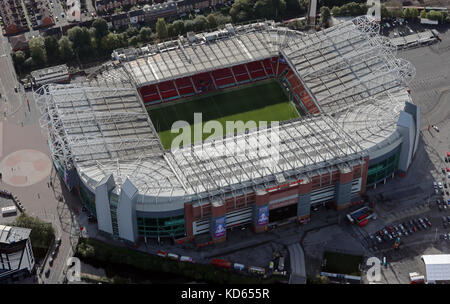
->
<box><xmin>45</xmin><ymin>269</ymin><xmax>50</xmax><ymax>277</ymax></box>
<box><xmin>376</xmin><ymin>236</ymin><xmax>383</xmax><ymax>243</ymax></box>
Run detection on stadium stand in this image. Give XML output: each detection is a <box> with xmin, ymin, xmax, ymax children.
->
<box><xmin>138</xmin><ymin>56</ymin><xmax>320</xmax><ymax>115</ymax></box>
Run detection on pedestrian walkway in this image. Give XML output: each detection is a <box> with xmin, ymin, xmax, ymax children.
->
<box><xmin>288</xmin><ymin>243</ymin><xmax>306</xmax><ymax>284</ymax></box>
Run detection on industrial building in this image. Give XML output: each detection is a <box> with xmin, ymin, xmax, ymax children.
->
<box><xmin>34</xmin><ymin>17</ymin><xmax>419</xmax><ymax>245</ymax></box>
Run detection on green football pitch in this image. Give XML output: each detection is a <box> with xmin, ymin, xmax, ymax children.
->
<box><xmin>148</xmin><ymin>80</ymin><xmax>300</xmax><ymax>149</ymax></box>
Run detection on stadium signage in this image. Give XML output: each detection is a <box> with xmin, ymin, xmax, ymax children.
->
<box><xmin>214</xmin><ymin>216</ymin><xmax>226</xmax><ymax>238</ymax></box>
<box><xmin>265</xmin><ymin>179</ymin><xmax>303</xmax><ymax>192</ymax></box>
<box><xmin>257</xmin><ymin>206</ymin><xmax>269</xmax><ymax>226</ymax></box>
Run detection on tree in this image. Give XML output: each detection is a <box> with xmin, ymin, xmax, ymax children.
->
<box><xmin>320</xmin><ymin>6</ymin><xmax>331</xmax><ymax>26</ymax></box>
<box><xmin>100</xmin><ymin>33</ymin><xmax>122</xmax><ymax>53</ymax></box>
<box><xmin>207</xmin><ymin>14</ymin><xmax>218</xmax><ymax>29</ymax></box>
<box><xmin>172</xmin><ymin>20</ymin><xmax>185</xmax><ymax>35</ymax></box>
<box><xmin>29</xmin><ymin>36</ymin><xmax>47</xmax><ymax>66</ymax></box>
<box><xmin>126</xmin><ymin>26</ymin><xmax>139</xmax><ymax>38</ymax></box>
<box><xmin>13</xmin><ymin>214</ymin><xmax>55</xmax><ymax>251</ymax></box>
<box><xmin>193</xmin><ymin>15</ymin><xmax>208</xmax><ymax>32</ymax></box>
<box><xmin>230</xmin><ymin>0</ymin><xmax>255</xmax><ymax>22</ymax></box>
<box><xmin>420</xmin><ymin>9</ymin><xmax>427</xmax><ymax>19</ymax></box>
<box><xmin>331</xmin><ymin>6</ymin><xmax>341</xmax><ymax>16</ymax></box>
<box><xmin>381</xmin><ymin>4</ymin><xmax>390</xmax><ymax>18</ymax></box>
<box><xmin>254</xmin><ymin>0</ymin><xmax>286</xmax><ymax>19</ymax></box>
<box><xmin>167</xmin><ymin>23</ymin><xmax>175</xmax><ymax>38</ymax></box>
<box><xmin>427</xmin><ymin>11</ymin><xmax>443</xmax><ymax>22</ymax></box>
<box><xmin>156</xmin><ymin>18</ymin><xmax>168</xmax><ymax>40</ymax></box>
<box><xmin>44</xmin><ymin>36</ymin><xmax>60</xmax><ymax>62</ymax></box>
<box><xmin>58</xmin><ymin>36</ymin><xmax>74</xmax><ymax>61</ymax></box>
<box><xmin>128</xmin><ymin>36</ymin><xmax>139</xmax><ymax>46</ymax></box>
<box><xmin>184</xmin><ymin>20</ymin><xmax>195</xmax><ymax>33</ymax></box>
<box><xmin>139</xmin><ymin>27</ymin><xmax>152</xmax><ymax>43</ymax></box>
<box><xmin>67</xmin><ymin>26</ymin><xmax>94</xmax><ymax>59</ymax></box>
<box><xmin>92</xmin><ymin>17</ymin><xmax>109</xmax><ymax>39</ymax></box>
<box><xmin>12</xmin><ymin>50</ymin><xmax>26</xmax><ymax>68</ymax></box>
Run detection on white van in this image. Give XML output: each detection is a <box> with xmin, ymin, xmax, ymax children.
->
<box><xmin>180</xmin><ymin>256</ymin><xmax>193</xmax><ymax>263</ymax></box>
<box><xmin>168</xmin><ymin>253</ymin><xmax>180</xmax><ymax>261</ymax></box>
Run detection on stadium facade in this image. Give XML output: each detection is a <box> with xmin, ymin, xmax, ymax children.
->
<box><xmin>34</xmin><ymin>17</ymin><xmax>420</xmax><ymax>244</ymax></box>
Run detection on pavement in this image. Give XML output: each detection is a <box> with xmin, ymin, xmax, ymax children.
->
<box><xmin>0</xmin><ymin>30</ymin><xmax>83</xmax><ymax>284</ymax></box>
<box><xmin>287</xmin><ymin>243</ymin><xmax>306</xmax><ymax>284</ymax></box>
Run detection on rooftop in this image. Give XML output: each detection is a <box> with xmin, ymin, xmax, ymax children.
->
<box><xmin>35</xmin><ymin>18</ymin><xmax>415</xmax><ymax>209</ymax></box>
<box><xmin>0</xmin><ymin>225</ymin><xmax>31</xmax><ymax>245</ymax></box>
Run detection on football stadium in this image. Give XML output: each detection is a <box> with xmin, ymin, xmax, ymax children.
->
<box><xmin>34</xmin><ymin>17</ymin><xmax>420</xmax><ymax>244</ymax></box>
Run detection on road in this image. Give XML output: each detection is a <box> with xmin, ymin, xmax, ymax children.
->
<box><xmin>0</xmin><ymin>34</ymin><xmax>22</xmax><ymax>117</ymax></box>
<box><xmin>287</xmin><ymin>243</ymin><xmax>306</xmax><ymax>284</ymax></box>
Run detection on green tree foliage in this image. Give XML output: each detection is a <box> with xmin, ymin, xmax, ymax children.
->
<box><xmin>172</xmin><ymin>20</ymin><xmax>186</xmax><ymax>35</ymax></box>
<box><xmin>156</xmin><ymin>18</ymin><xmax>168</xmax><ymax>40</ymax></box>
<box><xmin>29</xmin><ymin>36</ymin><xmax>47</xmax><ymax>66</ymax></box>
<box><xmin>126</xmin><ymin>26</ymin><xmax>139</xmax><ymax>38</ymax></box>
<box><xmin>12</xmin><ymin>50</ymin><xmax>26</xmax><ymax>69</ymax></box>
<box><xmin>328</xmin><ymin>2</ymin><xmax>366</xmax><ymax>17</ymax></box>
<box><xmin>402</xmin><ymin>7</ymin><xmax>419</xmax><ymax>19</ymax></box>
<box><xmin>184</xmin><ymin>20</ymin><xmax>195</xmax><ymax>32</ymax></box>
<box><xmin>331</xmin><ymin>6</ymin><xmax>341</xmax><ymax>16</ymax></box>
<box><xmin>254</xmin><ymin>0</ymin><xmax>286</xmax><ymax>19</ymax></box>
<box><xmin>285</xmin><ymin>0</ymin><xmax>308</xmax><ymax>16</ymax></box>
<box><xmin>381</xmin><ymin>4</ymin><xmax>390</xmax><ymax>18</ymax></box>
<box><xmin>92</xmin><ymin>17</ymin><xmax>109</xmax><ymax>39</ymax></box>
<box><xmin>128</xmin><ymin>36</ymin><xmax>139</xmax><ymax>46</ymax></box>
<box><xmin>193</xmin><ymin>15</ymin><xmax>208</xmax><ymax>32</ymax></box>
<box><xmin>320</xmin><ymin>6</ymin><xmax>331</xmax><ymax>26</ymax></box>
<box><xmin>139</xmin><ymin>27</ymin><xmax>153</xmax><ymax>43</ymax></box>
<box><xmin>167</xmin><ymin>23</ymin><xmax>175</xmax><ymax>38</ymax></box>
<box><xmin>44</xmin><ymin>36</ymin><xmax>60</xmax><ymax>62</ymax></box>
<box><xmin>58</xmin><ymin>36</ymin><xmax>74</xmax><ymax>61</ymax></box>
<box><xmin>207</xmin><ymin>14</ymin><xmax>218</xmax><ymax>29</ymax></box>
<box><xmin>230</xmin><ymin>0</ymin><xmax>254</xmax><ymax>22</ymax></box>
<box><xmin>13</xmin><ymin>214</ymin><xmax>55</xmax><ymax>250</ymax></box>
<box><xmin>67</xmin><ymin>26</ymin><xmax>94</xmax><ymax>59</ymax></box>
<box><xmin>100</xmin><ymin>33</ymin><xmax>122</xmax><ymax>53</ymax></box>
<box><xmin>426</xmin><ymin>10</ymin><xmax>444</xmax><ymax>22</ymax></box>
<box><xmin>420</xmin><ymin>9</ymin><xmax>427</xmax><ymax>19</ymax></box>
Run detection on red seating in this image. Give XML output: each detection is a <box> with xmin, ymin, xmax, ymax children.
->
<box><xmin>212</xmin><ymin>68</ymin><xmax>235</xmax><ymax>87</ymax></box>
<box><xmin>141</xmin><ymin>56</ymin><xmax>319</xmax><ymax>113</ymax></box>
<box><xmin>175</xmin><ymin>77</ymin><xmax>195</xmax><ymax>95</ymax></box>
<box><xmin>232</xmin><ymin>64</ymin><xmax>250</xmax><ymax>82</ymax></box>
<box><xmin>246</xmin><ymin>61</ymin><xmax>267</xmax><ymax>79</ymax></box>
<box><xmin>139</xmin><ymin>85</ymin><xmax>160</xmax><ymax>103</ymax></box>
<box><xmin>157</xmin><ymin>81</ymin><xmax>178</xmax><ymax>99</ymax></box>
<box><xmin>192</xmin><ymin>72</ymin><xmax>215</xmax><ymax>91</ymax></box>
<box><xmin>263</xmin><ymin>59</ymin><xmax>274</xmax><ymax>76</ymax></box>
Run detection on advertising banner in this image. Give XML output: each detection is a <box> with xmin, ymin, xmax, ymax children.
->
<box><xmin>257</xmin><ymin>205</ymin><xmax>269</xmax><ymax>226</ymax></box>
<box><xmin>214</xmin><ymin>216</ymin><xmax>226</xmax><ymax>238</ymax></box>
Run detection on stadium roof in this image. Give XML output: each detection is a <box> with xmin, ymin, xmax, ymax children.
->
<box><xmin>35</xmin><ymin>17</ymin><xmax>415</xmax><ymax>209</ymax></box>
